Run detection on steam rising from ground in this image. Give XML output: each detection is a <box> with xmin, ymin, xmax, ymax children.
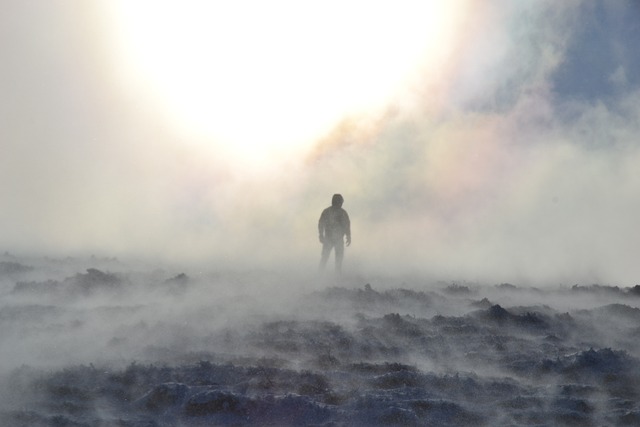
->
<box><xmin>2</xmin><ymin>1</ymin><xmax>640</xmax><ymax>284</ymax></box>
<box><xmin>3</xmin><ymin>2</ymin><xmax>640</xmax><ymax>425</ymax></box>
<box><xmin>2</xmin><ymin>255</ymin><xmax>640</xmax><ymax>425</ymax></box>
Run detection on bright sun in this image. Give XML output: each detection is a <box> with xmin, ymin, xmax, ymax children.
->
<box><xmin>108</xmin><ymin>1</ymin><xmax>461</xmax><ymax>164</ymax></box>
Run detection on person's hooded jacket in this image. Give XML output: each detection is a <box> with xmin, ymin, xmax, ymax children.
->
<box><xmin>318</xmin><ymin>194</ymin><xmax>351</xmax><ymax>244</ymax></box>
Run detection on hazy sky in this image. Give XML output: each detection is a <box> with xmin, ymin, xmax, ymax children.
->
<box><xmin>2</xmin><ymin>1</ymin><xmax>640</xmax><ymax>284</ymax></box>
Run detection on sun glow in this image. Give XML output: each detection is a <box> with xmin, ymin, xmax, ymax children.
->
<box><xmin>109</xmin><ymin>1</ymin><xmax>463</xmax><ymax>164</ymax></box>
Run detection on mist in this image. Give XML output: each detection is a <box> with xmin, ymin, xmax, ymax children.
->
<box><xmin>4</xmin><ymin>3</ymin><xmax>640</xmax><ymax>424</ymax></box>
<box><xmin>3</xmin><ymin>252</ymin><xmax>640</xmax><ymax>425</ymax></box>
<box><xmin>2</xmin><ymin>1</ymin><xmax>640</xmax><ymax>286</ymax></box>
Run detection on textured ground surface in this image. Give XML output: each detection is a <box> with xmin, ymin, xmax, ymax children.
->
<box><xmin>1</xmin><ymin>255</ymin><xmax>640</xmax><ymax>426</ymax></box>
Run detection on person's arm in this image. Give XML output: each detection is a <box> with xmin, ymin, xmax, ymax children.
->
<box><xmin>344</xmin><ymin>211</ymin><xmax>351</xmax><ymax>246</ymax></box>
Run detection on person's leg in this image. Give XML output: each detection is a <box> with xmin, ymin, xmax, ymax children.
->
<box><xmin>334</xmin><ymin>240</ymin><xmax>344</xmax><ymax>272</ymax></box>
<box><xmin>319</xmin><ymin>242</ymin><xmax>332</xmax><ymax>270</ymax></box>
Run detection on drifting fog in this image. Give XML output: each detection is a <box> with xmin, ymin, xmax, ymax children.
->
<box><xmin>4</xmin><ymin>4</ymin><xmax>640</xmax><ymax>424</ymax></box>
<box><xmin>2</xmin><ymin>1</ymin><xmax>640</xmax><ymax>285</ymax></box>
<box><xmin>4</xmin><ymin>253</ymin><xmax>640</xmax><ymax>425</ymax></box>
<box><xmin>1</xmin><ymin>252</ymin><xmax>639</xmax><ymax>376</ymax></box>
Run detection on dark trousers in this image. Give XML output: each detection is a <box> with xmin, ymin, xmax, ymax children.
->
<box><xmin>319</xmin><ymin>238</ymin><xmax>344</xmax><ymax>272</ymax></box>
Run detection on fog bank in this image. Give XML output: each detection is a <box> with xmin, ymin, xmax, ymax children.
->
<box><xmin>2</xmin><ymin>1</ymin><xmax>640</xmax><ymax>284</ymax></box>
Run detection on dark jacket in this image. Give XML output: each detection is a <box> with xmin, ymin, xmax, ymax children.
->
<box><xmin>319</xmin><ymin>205</ymin><xmax>351</xmax><ymax>243</ymax></box>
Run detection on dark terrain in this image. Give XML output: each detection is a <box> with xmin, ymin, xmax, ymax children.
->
<box><xmin>1</xmin><ymin>256</ymin><xmax>640</xmax><ymax>426</ymax></box>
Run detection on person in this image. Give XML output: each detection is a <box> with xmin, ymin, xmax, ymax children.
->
<box><xmin>318</xmin><ymin>194</ymin><xmax>351</xmax><ymax>272</ymax></box>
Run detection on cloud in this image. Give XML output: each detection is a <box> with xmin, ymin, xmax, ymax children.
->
<box><xmin>1</xmin><ymin>1</ymin><xmax>639</xmax><ymax>284</ymax></box>
<box><xmin>299</xmin><ymin>1</ymin><xmax>640</xmax><ymax>284</ymax></box>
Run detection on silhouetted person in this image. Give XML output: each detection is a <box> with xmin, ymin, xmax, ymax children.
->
<box><xmin>318</xmin><ymin>194</ymin><xmax>351</xmax><ymax>272</ymax></box>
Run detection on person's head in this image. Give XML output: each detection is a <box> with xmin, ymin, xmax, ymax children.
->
<box><xmin>331</xmin><ymin>194</ymin><xmax>344</xmax><ymax>207</ymax></box>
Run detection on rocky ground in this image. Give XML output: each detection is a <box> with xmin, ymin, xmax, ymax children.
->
<box><xmin>1</xmin><ymin>255</ymin><xmax>640</xmax><ymax>426</ymax></box>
